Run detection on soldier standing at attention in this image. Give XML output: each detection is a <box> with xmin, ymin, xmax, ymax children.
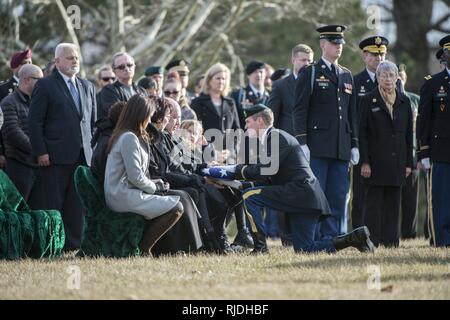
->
<box><xmin>293</xmin><ymin>25</ymin><xmax>359</xmax><ymax>239</ymax></box>
<box><xmin>351</xmin><ymin>36</ymin><xmax>388</xmax><ymax>229</ymax></box>
<box><xmin>416</xmin><ymin>35</ymin><xmax>450</xmax><ymax>247</ymax></box>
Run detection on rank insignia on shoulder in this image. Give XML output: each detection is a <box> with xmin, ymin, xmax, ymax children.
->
<box><xmin>424</xmin><ymin>75</ymin><xmax>432</xmax><ymax>80</ymax></box>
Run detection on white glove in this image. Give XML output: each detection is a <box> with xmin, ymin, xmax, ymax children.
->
<box><xmin>350</xmin><ymin>148</ymin><xmax>360</xmax><ymax>165</ymax></box>
<box><xmin>209</xmin><ymin>178</ymin><xmax>242</xmax><ymax>190</ymax></box>
<box><xmin>421</xmin><ymin>158</ymin><xmax>431</xmax><ymax>170</ymax></box>
<box><xmin>300</xmin><ymin>144</ymin><xmax>310</xmax><ymax>162</ymax></box>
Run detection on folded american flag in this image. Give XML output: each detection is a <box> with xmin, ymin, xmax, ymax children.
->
<box><xmin>201</xmin><ymin>165</ymin><xmax>236</xmax><ymax>180</ymax></box>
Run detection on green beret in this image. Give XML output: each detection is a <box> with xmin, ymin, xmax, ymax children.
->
<box><xmin>244</xmin><ymin>104</ymin><xmax>268</xmax><ymax>118</ymax></box>
<box><xmin>145</xmin><ymin>66</ymin><xmax>164</xmax><ymax>77</ymax></box>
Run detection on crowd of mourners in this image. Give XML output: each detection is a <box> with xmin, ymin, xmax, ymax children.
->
<box><xmin>0</xmin><ymin>26</ymin><xmax>449</xmax><ymax>258</ymax></box>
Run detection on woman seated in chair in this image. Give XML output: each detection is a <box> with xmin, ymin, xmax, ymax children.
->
<box><xmin>104</xmin><ymin>93</ymin><xmax>183</xmax><ymax>255</ymax></box>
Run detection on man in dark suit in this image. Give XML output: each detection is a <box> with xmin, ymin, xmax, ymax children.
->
<box><xmin>293</xmin><ymin>25</ymin><xmax>359</xmax><ymax>240</ymax></box>
<box><xmin>351</xmin><ymin>36</ymin><xmax>388</xmax><ymax>229</ymax></box>
<box><xmin>269</xmin><ymin>44</ymin><xmax>313</xmax><ymax>135</ymax></box>
<box><xmin>0</xmin><ymin>49</ymin><xmax>33</xmax><ymax>170</ymax></box>
<box><xmin>416</xmin><ymin>35</ymin><xmax>450</xmax><ymax>247</ymax></box>
<box><xmin>29</xmin><ymin>43</ymin><xmax>96</xmax><ymax>250</ymax></box>
<box><xmin>234</xmin><ymin>105</ymin><xmax>374</xmax><ymax>254</ymax></box>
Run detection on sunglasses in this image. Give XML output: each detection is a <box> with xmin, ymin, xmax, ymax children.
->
<box><xmin>164</xmin><ymin>90</ymin><xmax>179</xmax><ymax>95</ymax></box>
<box><xmin>114</xmin><ymin>63</ymin><xmax>135</xmax><ymax>70</ymax></box>
<box><xmin>102</xmin><ymin>77</ymin><xmax>116</xmax><ymax>82</ymax></box>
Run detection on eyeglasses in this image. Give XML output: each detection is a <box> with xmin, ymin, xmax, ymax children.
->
<box><xmin>114</xmin><ymin>63</ymin><xmax>135</xmax><ymax>70</ymax></box>
<box><xmin>101</xmin><ymin>77</ymin><xmax>116</xmax><ymax>82</ymax></box>
<box><xmin>164</xmin><ymin>90</ymin><xmax>179</xmax><ymax>95</ymax></box>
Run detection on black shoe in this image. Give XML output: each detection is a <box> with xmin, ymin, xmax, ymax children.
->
<box><xmin>233</xmin><ymin>228</ymin><xmax>254</xmax><ymax>248</ymax></box>
<box><xmin>218</xmin><ymin>234</ymin><xmax>233</xmax><ymax>253</ymax></box>
<box><xmin>333</xmin><ymin>226</ymin><xmax>375</xmax><ymax>253</ymax></box>
<box><xmin>249</xmin><ymin>232</ymin><xmax>269</xmax><ymax>254</ymax></box>
<box><xmin>281</xmin><ymin>235</ymin><xmax>293</xmax><ymax>247</ymax></box>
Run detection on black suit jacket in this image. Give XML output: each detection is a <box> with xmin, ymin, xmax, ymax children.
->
<box><xmin>268</xmin><ymin>74</ymin><xmax>296</xmax><ymax>135</ymax></box>
<box><xmin>236</xmin><ymin>127</ymin><xmax>331</xmax><ymax>216</ymax></box>
<box><xmin>99</xmin><ymin>81</ymin><xmax>146</xmax><ymax>120</ymax></box>
<box><xmin>29</xmin><ymin>69</ymin><xmax>96</xmax><ymax>165</ymax></box>
<box><xmin>417</xmin><ymin>69</ymin><xmax>450</xmax><ymax>163</ymax></box>
<box><xmin>191</xmin><ymin>93</ymin><xmax>241</xmax><ymax>149</ymax></box>
<box><xmin>293</xmin><ymin>58</ymin><xmax>358</xmax><ymax>161</ymax></box>
<box><xmin>359</xmin><ymin>88</ymin><xmax>413</xmax><ymax>186</ymax></box>
<box><xmin>354</xmin><ymin>69</ymin><xmax>377</xmax><ymax>125</ymax></box>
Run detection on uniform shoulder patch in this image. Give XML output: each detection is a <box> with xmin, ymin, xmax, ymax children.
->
<box><xmin>424</xmin><ymin>75</ymin><xmax>432</xmax><ymax>80</ymax></box>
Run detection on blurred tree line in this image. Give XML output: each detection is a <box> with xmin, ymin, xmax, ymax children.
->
<box><xmin>0</xmin><ymin>0</ymin><xmax>448</xmax><ymax>92</ymax></box>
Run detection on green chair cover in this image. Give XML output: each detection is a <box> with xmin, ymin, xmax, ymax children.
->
<box><xmin>0</xmin><ymin>170</ymin><xmax>65</xmax><ymax>260</ymax></box>
<box><xmin>74</xmin><ymin>166</ymin><xmax>146</xmax><ymax>258</ymax></box>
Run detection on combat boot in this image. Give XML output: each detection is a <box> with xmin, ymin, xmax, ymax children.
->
<box><xmin>332</xmin><ymin>226</ymin><xmax>375</xmax><ymax>253</ymax></box>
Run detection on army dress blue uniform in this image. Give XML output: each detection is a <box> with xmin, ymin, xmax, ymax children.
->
<box><xmin>351</xmin><ymin>35</ymin><xmax>388</xmax><ymax>229</ymax></box>
<box><xmin>236</xmin><ymin>125</ymin><xmax>334</xmax><ymax>253</ymax></box>
<box><xmin>293</xmin><ymin>26</ymin><xmax>358</xmax><ymax>239</ymax></box>
<box><xmin>416</xmin><ymin>35</ymin><xmax>450</xmax><ymax>247</ymax></box>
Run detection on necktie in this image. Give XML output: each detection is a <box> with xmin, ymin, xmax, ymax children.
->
<box><xmin>331</xmin><ymin>64</ymin><xmax>337</xmax><ymax>78</ymax></box>
<box><xmin>255</xmin><ymin>91</ymin><xmax>260</xmax><ymax>100</ymax></box>
<box><xmin>68</xmin><ymin>79</ymin><xmax>81</xmax><ymax>114</ymax></box>
<box><xmin>374</xmin><ymin>76</ymin><xmax>378</xmax><ymax>85</ymax></box>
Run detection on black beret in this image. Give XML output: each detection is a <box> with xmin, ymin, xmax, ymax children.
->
<box><xmin>270</xmin><ymin>68</ymin><xmax>290</xmax><ymax>82</ymax></box>
<box><xmin>244</xmin><ymin>103</ymin><xmax>269</xmax><ymax>118</ymax></box>
<box><xmin>145</xmin><ymin>66</ymin><xmax>164</xmax><ymax>77</ymax></box>
<box><xmin>358</xmin><ymin>36</ymin><xmax>389</xmax><ymax>53</ymax></box>
<box><xmin>246</xmin><ymin>60</ymin><xmax>265</xmax><ymax>75</ymax></box>
<box><xmin>316</xmin><ymin>25</ymin><xmax>347</xmax><ymax>44</ymax></box>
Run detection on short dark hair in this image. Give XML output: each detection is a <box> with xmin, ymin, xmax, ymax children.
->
<box><xmin>138</xmin><ymin>77</ymin><xmax>157</xmax><ymax>89</ymax></box>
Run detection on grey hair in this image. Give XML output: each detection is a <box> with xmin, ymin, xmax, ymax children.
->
<box><xmin>18</xmin><ymin>64</ymin><xmax>42</xmax><ymax>79</ymax></box>
<box><xmin>111</xmin><ymin>52</ymin><xmax>134</xmax><ymax>68</ymax></box>
<box><xmin>55</xmin><ymin>43</ymin><xmax>77</xmax><ymax>58</ymax></box>
<box><xmin>376</xmin><ymin>60</ymin><xmax>398</xmax><ymax>77</ymax></box>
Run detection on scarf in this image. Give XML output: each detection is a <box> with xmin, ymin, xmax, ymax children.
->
<box><xmin>378</xmin><ymin>85</ymin><xmax>396</xmax><ymax>118</ymax></box>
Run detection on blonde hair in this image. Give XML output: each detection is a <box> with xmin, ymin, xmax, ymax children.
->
<box><xmin>201</xmin><ymin>63</ymin><xmax>231</xmax><ymax>96</ymax></box>
<box><xmin>179</xmin><ymin>120</ymin><xmax>204</xmax><ymax>150</ymax></box>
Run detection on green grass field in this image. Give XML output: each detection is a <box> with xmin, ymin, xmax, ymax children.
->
<box><xmin>0</xmin><ymin>238</ymin><xmax>448</xmax><ymax>300</ymax></box>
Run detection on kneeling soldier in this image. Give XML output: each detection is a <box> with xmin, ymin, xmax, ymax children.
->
<box><xmin>235</xmin><ymin>104</ymin><xmax>375</xmax><ymax>254</ymax></box>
